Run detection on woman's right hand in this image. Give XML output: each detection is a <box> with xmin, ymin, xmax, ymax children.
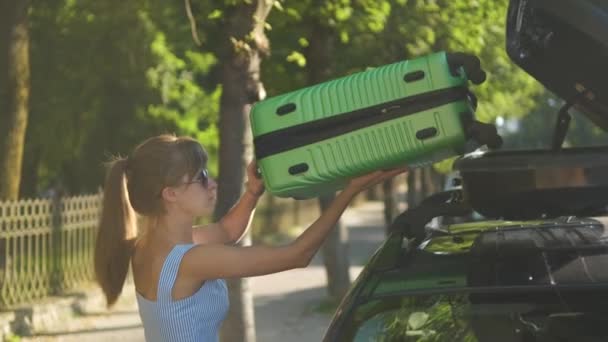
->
<box><xmin>345</xmin><ymin>166</ymin><xmax>409</xmax><ymax>194</ymax></box>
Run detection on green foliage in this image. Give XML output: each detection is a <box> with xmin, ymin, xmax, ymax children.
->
<box><xmin>262</xmin><ymin>0</ymin><xmax>394</xmax><ymax>93</ymax></box>
<box><xmin>342</xmin><ymin>0</ymin><xmax>543</xmax><ymax>123</ymax></box>
<box><xmin>25</xmin><ymin>0</ymin><xmax>162</xmax><ymax>194</ymax></box>
<box><xmin>4</xmin><ymin>334</ymin><xmax>21</xmax><ymax>342</ymax></box>
<box><xmin>264</xmin><ymin>1</ymin><xmax>544</xmax><ymax>118</ymax></box>
<box><xmin>355</xmin><ymin>295</ymin><xmax>476</xmax><ymax>341</ymax></box>
<box><xmin>146</xmin><ymin>32</ymin><xmax>221</xmax><ymax>173</ymax></box>
<box><xmin>20</xmin><ymin>0</ymin><xmax>591</xmax><ymax>194</ymax></box>
<box><xmin>23</xmin><ymin>0</ymin><xmax>221</xmax><ymax>195</ymax></box>
<box><xmin>286</xmin><ymin>50</ymin><xmax>307</xmax><ymax>67</ymax></box>
<box><xmin>313</xmin><ymin>296</ymin><xmax>342</xmax><ymax>315</ymax></box>
<box><xmin>433</xmin><ymin>157</ymin><xmax>457</xmax><ymax>175</ymax></box>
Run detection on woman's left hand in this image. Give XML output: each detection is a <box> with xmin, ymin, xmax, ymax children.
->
<box><xmin>245</xmin><ymin>160</ymin><xmax>265</xmax><ymax>197</ymax></box>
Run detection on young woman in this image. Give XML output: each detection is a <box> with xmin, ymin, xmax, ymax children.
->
<box><xmin>94</xmin><ymin>134</ymin><xmax>407</xmax><ymax>341</ymax></box>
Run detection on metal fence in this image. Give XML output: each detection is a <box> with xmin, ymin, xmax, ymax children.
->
<box><xmin>0</xmin><ymin>192</ymin><xmax>102</xmax><ymax>309</ymax></box>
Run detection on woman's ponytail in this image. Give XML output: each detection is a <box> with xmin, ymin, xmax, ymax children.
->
<box><xmin>94</xmin><ymin>157</ymin><xmax>137</xmax><ymax>307</ymax></box>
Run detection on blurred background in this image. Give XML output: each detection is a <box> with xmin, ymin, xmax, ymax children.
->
<box><xmin>2</xmin><ymin>0</ymin><xmax>608</xmax><ymax>341</ymax></box>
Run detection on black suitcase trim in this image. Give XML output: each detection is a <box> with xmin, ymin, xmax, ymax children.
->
<box><xmin>254</xmin><ymin>86</ymin><xmax>473</xmax><ymax>160</ymax></box>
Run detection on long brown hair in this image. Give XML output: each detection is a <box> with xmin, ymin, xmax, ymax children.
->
<box><xmin>94</xmin><ymin>134</ymin><xmax>208</xmax><ymax>306</ymax></box>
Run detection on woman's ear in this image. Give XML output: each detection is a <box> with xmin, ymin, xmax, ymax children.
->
<box><xmin>161</xmin><ymin>186</ymin><xmax>179</xmax><ymax>203</ymax></box>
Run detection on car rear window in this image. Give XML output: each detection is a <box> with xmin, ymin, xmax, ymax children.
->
<box><xmin>349</xmin><ymin>291</ymin><xmax>608</xmax><ymax>341</ymax></box>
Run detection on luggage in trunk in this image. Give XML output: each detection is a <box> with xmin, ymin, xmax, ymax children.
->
<box><xmin>251</xmin><ymin>51</ymin><xmax>500</xmax><ymax>199</ymax></box>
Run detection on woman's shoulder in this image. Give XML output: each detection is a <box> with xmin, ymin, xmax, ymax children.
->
<box><xmin>132</xmin><ymin>240</ymin><xmax>178</xmax><ymax>301</ymax></box>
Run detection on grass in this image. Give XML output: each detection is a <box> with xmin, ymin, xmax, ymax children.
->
<box><xmin>4</xmin><ymin>334</ymin><xmax>21</xmax><ymax>342</ymax></box>
<box><xmin>311</xmin><ymin>297</ymin><xmax>342</xmax><ymax>315</ymax></box>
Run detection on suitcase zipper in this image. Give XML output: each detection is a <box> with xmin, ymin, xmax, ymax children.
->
<box><xmin>254</xmin><ymin>86</ymin><xmax>472</xmax><ymax>160</ymax></box>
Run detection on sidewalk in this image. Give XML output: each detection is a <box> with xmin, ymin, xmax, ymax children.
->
<box><xmin>20</xmin><ymin>201</ymin><xmax>389</xmax><ymax>342</ymax></box>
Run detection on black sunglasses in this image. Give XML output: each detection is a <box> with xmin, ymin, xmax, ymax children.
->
<box><xmin>159</xmin><ymin>169</ymin><xmax>210</xmax><ymax>198</ymax></box>
<box><xmin>188</xmin><ymin>169</ymin><xmax>209</xmax><ymax>188</ymax></box>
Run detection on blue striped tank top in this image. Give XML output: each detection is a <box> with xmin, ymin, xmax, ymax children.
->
<box><xmin>136</xmin><ymin>244</ymin><xmax>229</xmax><ymax>341</ymax></box>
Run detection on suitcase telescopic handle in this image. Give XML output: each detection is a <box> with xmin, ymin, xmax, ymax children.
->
<box><xmin>446</xmin><ymin>52</ymin><xmax>487</xmax><ymax>85</ymax></box>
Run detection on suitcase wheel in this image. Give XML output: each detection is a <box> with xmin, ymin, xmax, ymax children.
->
<box><xmin>446</xmin><ymin>52</ymin><xmax>487</xmax><ymax>85</ymax></box>
<box><xmin>466</xmin><ymin>120</ymin><xmax>503</xmax><ymax>149</ymax></box>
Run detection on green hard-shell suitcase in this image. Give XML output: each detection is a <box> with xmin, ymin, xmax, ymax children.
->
<box><xmin>250</xmin><ymin>52</ymin><xmax>501</xmax><ymax>199</ymax></box>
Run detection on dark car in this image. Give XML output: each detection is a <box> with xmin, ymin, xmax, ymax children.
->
<box><xmin>324</xmin><ymin>200</ymin><xmax>608</xmax><ymax>341</ymax></box>
<box><xmin>324</xmin><ymin>0</ymin><xmax>608</xmax><ymax>340</ymax></box>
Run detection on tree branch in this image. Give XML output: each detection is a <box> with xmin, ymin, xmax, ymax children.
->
<box><xmin>184</xmin><ymin>0</ymin><xmax>202</xmax><ymax>46</ymax></box>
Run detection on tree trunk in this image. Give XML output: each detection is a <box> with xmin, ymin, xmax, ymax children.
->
<box><xmin>421</xmin><ymin>166</ymin><xmax>443</xmax><ymax>199</ymax></box>
<box><xmin>0</xmin><ymin>0</ymin><xmax>8</xmax><ymax>130</ymax></box>
<box><xmin>382</xmin><ymin>178</ymin><xmax>398</xmax><ymax>235</ymax></box>
<box><xmin>305</xmin><ymin>13</ymin><xmax>351</xmax><ymax>300</ymax></box>
<box><xmin>19</xmin><ymin>145</ymin><xmax>39</xmax><ymax>198</ymax></box>
<box><xmin>407</xmin><ymin>168</ymin><xmax>423</xmax><ymax>209</ymax></box>
<box><xmin>365</xmin><ymin>187</ymin><xmax>377</xmax><ymax>200</ymax></box>
<box><xmin>427</xmin><ymin>167</ymin><xmax>439</xmax><ymax>197</ymax></box>
<box><xmin>0</xmin><ymin>0</ymin><xmax>30</xmax><ymax>200</ymax></box>
<box><xmin>420</xmin><ymin>167</ymin><xmax>429</xmax><ymax>201</ymax></box>
<box><xmin>212</xmin><ymin>2</ymin><xmax>272</xmax><ymax>342</ymax></box>
<box><xmin>319</xmin><ymin>195</ymin><xmax>351</xmax><ymax>300</ymax></box>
